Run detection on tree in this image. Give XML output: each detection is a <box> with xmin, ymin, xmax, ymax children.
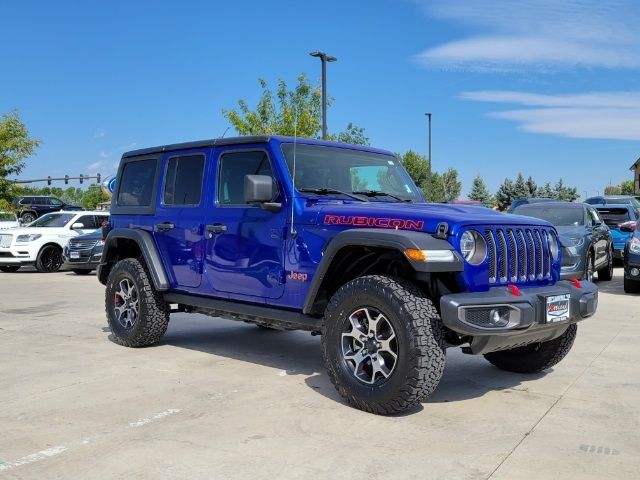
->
<box><xmin>223</xmin><ymin>74</ymin><xmax>368</xmax><ymax>144</ymax></box>
<box><xmin>398</xmin><ymin>150</ymin><xmax>429</xmax><ymax>192</ymax></box>
<box><xmin>604</xmin><ymin>184</ymin><xmax>622</xmax><ymax>195</ymax></box>
<box><xmin>80</xmin><ymin>184</ymin><xmax>110</xmax><ymax>210</ymax></box>
<box><xmin>0</xmin><ymin>110</ymin><xmax>42</xmax><ymax>210</ymax></box>
<box><xmin>526</xmin><ymin>176</ymin><xmax>538</xmax><ymax>197</ymax></box>
<box><xmin>441</xmin><ymin>168</ymin><xmax>462</xmax><ymax>203</ymax></box>
<box><xmin>513</xmin><ymin>173</ymin><xmax>529</xmax><ymax>200</ymax></box>
<box><xmin>468</xmin><ymin>175</ymin><xmax>494</xmax><ymax>207</ymax></box>
<box><xmin>619</xmin><ymin>180</ymin><xmax>634</xmax><ymax>195</ymax></box>
<box><xmin>553</xmin><ymin>179</ymin><xmax>578</xmax><ymax>201</ymax></box>
<box><xmin>539</xmin><ymin>182</ymin><xmax>554</xmax><ymax>198</ymax></box>
<box><xmin>495</xmin><ymin>178</ymin><xmax>515</xmax><ymax>210</ymax></box>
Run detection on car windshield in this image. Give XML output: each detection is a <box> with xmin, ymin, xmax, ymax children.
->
<box><xmin>596</xmin><ymin>207</ymin><xmax>631</xmax><ymax>228</ymax></box>
<box><xmin>0</xmin><ymin>212</ymin><xmax>16</xmax><ymax>221</ymax></box>
<box><xmin>281</xmin><ymin>143</ymin><xmax>422</xmax><ymax>202</ymax></box>
<box><xmin>513</xmin><ymin>205</ymin><xmax>585</xmax><ymax>226</ymax></box>
<box><xmin>29</xmin><ymin>213</ymin><xmax>75</xmax><ymax>228</ymax></box>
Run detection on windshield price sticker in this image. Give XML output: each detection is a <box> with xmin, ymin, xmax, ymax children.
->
<box><xmin>546</xmin><ymin>294</ymin><xmax>570</xmax><ymax>323</ymax></box>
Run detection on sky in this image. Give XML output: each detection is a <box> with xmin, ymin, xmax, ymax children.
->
<box><xmin>2</xmin><ymin>0</ymin><xmax>640</xmax><ymax>198</ymax></box>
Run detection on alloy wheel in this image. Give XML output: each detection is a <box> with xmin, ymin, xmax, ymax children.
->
<box><xmin>41</xmin><ymin>247</ymin><xmax>62</xmax><ymax>272</ymax></box>
<box><xmin>341</xmin><ymin>307</ymin><xmax>398</xmax><ymax>385</ymax></box>
<box><xmin>113</xmin><ymin>278</ymin><xmax>139</xmax><ymax>329</ymax></box>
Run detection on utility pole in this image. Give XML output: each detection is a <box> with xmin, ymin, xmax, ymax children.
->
<box><xmin>310</xmin><ymin>51</ymin><xmax>337</xmax><ymax>139</ymax></box>
<box><xmin>425</xmin><ymin>112</ymin><xmax>432</xmax><ymax>199</ymax></box>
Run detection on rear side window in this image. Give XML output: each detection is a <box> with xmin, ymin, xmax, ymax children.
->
<box><xmin>117</xmin><ymin>159</ymin><xmax>157</xmax><ymax>206</ymax></box>
<box><xmin>75</xmin><ymin>215</ymin><xmax>98</xmax><ymax>229</ymax></box>
<box><xmin>163</xmin><ymin>154</ymin><xmax>205</xmax><ymax>206</ymax></box>
<box><xmin>596</xmin><ymin>208</ymin><xmax>631</xmax><ymax>227</ymax></box>
<box><xmin>217</xmin><ymin>151</ymin><xmax>275</xmax><ymax>205</ymax></box>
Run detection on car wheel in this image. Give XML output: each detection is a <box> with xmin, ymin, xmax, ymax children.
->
<box><xmin>597</xmin><ymin>246</ymin><xmax>613</xmax><ymax>281</ymax></box>
<box><xmin>105</xmin><ymin>258</ymin><xmax>170</xmax><ymax>347</ymax></box>
<box><xmin>583</xmin><ymin>253</ymin><xmax>594</xmax><ymax>282</ymax></box>
<box><xmin>20</xmin><ymin>212</ymin><xmax>36</xmax><ymax>224</ymax></box>
<box><xmin>72</xmin><ymin>269</ymin><xmax>92</xmax><ymax>275</ymax></box>
<box><xmin>36</xmin><ymin>245</ymin><xmax>63</xmax><ymax>272</ymax></box>
<box><xmin>624</xmin><ymin>276</ymin><xmax>640</xmax><ymax>293</ymax></box>
<box><xmin>484</xmin><ymin>324</ymin><xmax>577</xmax><ymax>373</ymax></box>
<box><xmin>322</xmin><ymin>275</ymin><xmax>445</xmax><ymax>415</ymax></box>
<box><xmin>0</xmin><ymin>266</ymin><xmax>20</xmax><ymax>273</ymax></box>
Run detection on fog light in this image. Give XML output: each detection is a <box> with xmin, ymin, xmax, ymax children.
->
<box><xmin>631</xmin><ymin>268</ymin><xmax>640</xmax><ymax>277</ymax></box>
<box><xmin>489</xmin><ymin>308</ymin><xmax>510</xmax><ymax>327</ymax></box>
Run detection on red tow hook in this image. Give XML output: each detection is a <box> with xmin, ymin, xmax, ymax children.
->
<box><xmin>507</xmin><ymin>284</ymin><xmax>521</xmax><ymax>296</ymax></box>
<box><xmin>570</xmin><ymin>278</ymin><xmax>582</xmax><ymax>289</ymax></box>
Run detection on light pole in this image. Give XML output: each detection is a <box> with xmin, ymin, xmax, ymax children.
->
<box><xmin>425</xmin><ymin>113</ymin><xmax>432</xmax><ymax>198</ymax></box>
<box><xmin>310</xmin><ymin>51</ymin><xmax>337</xmax><ymax>139</ymax></box>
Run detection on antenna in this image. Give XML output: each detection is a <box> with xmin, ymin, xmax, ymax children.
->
<box><xmin>218</xmin><ymin>126</ymin><xmax>230</xmax><ymax>139</ymax></box>
<box><xmin>290</xmin><ymin>107</ymin><xmax>298</xmax><ymax>238</ymax></box>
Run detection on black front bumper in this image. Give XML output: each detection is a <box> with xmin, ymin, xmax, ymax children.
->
<box><xmin>440</xmin><ymin>280</ymin><xmax>598</xmax><ymax>355</ymax></box>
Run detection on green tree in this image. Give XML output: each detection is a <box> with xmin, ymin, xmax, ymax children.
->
<box><xmin>223</xmin><ymin>74</ymin><xmax>368</xmax><ymax>144</ymax></box>
<box><xmin>526</xmin><ymin>176</ymin><xmax>538</xmax><ymax>197</ymax></box>
<box><xmin>80</xmin><ymin>185</ymin><xmax>110</xmax><ymax>210</ymax></box>
<box><xmin>0</xmin><ymin>111</ymin><xmax>42</xmax><ymax>210</ymax></box>
<box><xmin>441</xmin><ymin>168</ymin><xmax>462</xmax><ymax>203</ymax></box>
<box><xmin>604</xmin><ymin>184</ymin><xmax>622</xmax><ymax>195</ymax></box>
<box><xmin>513</xmin><ymin>173</ymin><xmax>529</xmax><ymax>199</ymax></box>
<box><xmin>397</xmin><ymin>150</ymin><xmax>429</xmax><ymax>192</ymax></box>
<box><xmin>468</xmin><ymin>175</ymin><xmax>494</xmax><ymax>207</ymax></box>
<box><xmin>539</xmin><ymin>182</ymin><xmax>554</xmax><ymax>198</ymax></box>
<box><xmin>620</xmin><ymin>179</ymin><xmax>635</xmax><ymax>195</ymax></box>
<box><xmin>553</xmin><ymin>179</ymin><xmax>578</xmax><ymax>201</ymax></box>
<box><xmin>495</xmin><ymin>178</ymin><xmax>515</xmax><ymax>210</ymax></box>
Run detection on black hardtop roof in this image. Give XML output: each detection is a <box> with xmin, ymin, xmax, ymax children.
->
<box><xmin>122</xmin><ymin>135</ymin><xmax>393</xmax><ymax>158</ymax></box>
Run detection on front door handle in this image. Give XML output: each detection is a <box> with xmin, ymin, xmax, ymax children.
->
<box><xmin>206</xmin><ymin>224</ymin><xmax>227</xmax><ymax>236</ymax></box>
<box><xmin>156</xmin><ymin>222</ymin><xmax>175</xmax><ymax>232</ymax></box>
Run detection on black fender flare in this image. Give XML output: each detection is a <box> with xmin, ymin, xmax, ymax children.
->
<box><xmin>98</xmin><ymin>228</ymin><xmax>170</xmax><ymax>290</ymax></box>
<box><xmin>302</xmin><ymin>228</ymin><xmax>462</xmax><ymax>314</ymax></box>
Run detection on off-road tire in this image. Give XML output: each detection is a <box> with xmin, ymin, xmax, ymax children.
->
<box><xmin>483</xmin><ymin>324</ymin><xmax>577</xmax><ymax>373</ymax></box>
<box><xmin>624</xmin><ymin>276</ymin><xmax>640</xmax><ymax>293</ymax></box>
<box><xmin>597</xmin><ymin>247</ymin><xmax>613</xmax><ymax>281</ymax></box>
<box><xmin>0</xmin><ymin>266</ymin><xmax>20</xmax><ymax>273</ymax></box>
<box><xmin>72</xmin><ymin>269</ymin><xmax>92</xmax><ymax>275</ymax></box>
<box><xmin>36</xmin><ymin>245</ymin><xmax>63</xmax><ymax>273</ymax></box>
<box><xmin>105</xmin><ymin>258</ymin><xmax>170</xmax><ymax>347</ymax></box>
<box><xmin>322</xmin><ymin>275</ymin><xmax>445</xmax><ymax>415</ymax></box>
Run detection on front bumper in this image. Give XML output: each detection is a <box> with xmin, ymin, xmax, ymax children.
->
<box><xmin>0</xmin><ymin>245</ymin><xmax>37</xmax><ymax>266</ymax></box>
<box><xmin>440</xmin><ymin>280</ymin><xmax>598</xmax><ymax>354</ymax></box>
<box><xmin>62</xmin><ymin>246</ymin><xmax>102</xmax><ymax>270</ymax></box>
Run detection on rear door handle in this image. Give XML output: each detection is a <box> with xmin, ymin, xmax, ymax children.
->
<box><xmin>206</xmin><ymin>224</ymin><xmax>227</xmax><ymax>236</ymax></box>
<box><xmin>156</xmin><ymin>222</ymin><xmax>175</xmax><ymax>232</ymax></box>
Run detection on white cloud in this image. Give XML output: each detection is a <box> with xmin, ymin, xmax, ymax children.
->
<box><xmin>461</xmin><ymin>90</ymin><xmax>640</xmax><ymax>140</ymax></box>
<box><xmin>414</xmin><ymin>0</ymin><xmax>640</xmax><ymax>71</ymax></box>
<box><xmin>93</xmin><ymin>129</ymin><xmax>106</xmax><ymax>139</ymax></box>
<box><xmin>99</xmin><ymin>151</ymin><xmax>109</xmax><ymax>158</ymax></box>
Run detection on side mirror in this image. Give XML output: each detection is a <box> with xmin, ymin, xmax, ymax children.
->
<box><xmin>71</xmin><ymin>222</ymin><xmax>85</xmax><ymax>230</ymax></box>
<box><xmin>619</xmin><ymin>223</ymin><xmax>635</xmax><ymax>233</ymax></box>
<box><xmin>244</xmin><ymin>175</ymin><xmax>281</xmax><ymax>212</ymax></box>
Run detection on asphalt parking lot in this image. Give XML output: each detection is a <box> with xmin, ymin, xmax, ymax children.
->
<box><xmin>0</xmin><ymin>268</ymin><xmax>639</xmax><ymax>479</ymax></box>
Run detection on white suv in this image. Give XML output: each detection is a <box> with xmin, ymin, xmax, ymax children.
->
<box><xmin>0</xmin><ymin>211</ymin><xmax>109</xmax><ymax>273</ymax></box>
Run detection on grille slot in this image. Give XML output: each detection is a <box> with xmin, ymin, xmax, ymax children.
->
<box><xmin>485</xmin><ymin>230</ymin><xmax>497</xmax><ymax>284</ymax></box>
<box><xmin>69</xmin><ymin>239</ymin><xmax>97</xmax><ymax>250</ymax></box>
<box><xmin>0</xmin><ymin>234</ymin><xmax>12</xmax><ymax>248</ymax></box>
<box><xmin>496</xmin><ymin>229</ymin><xmax>508</xmax><ymax>282</ymax></box>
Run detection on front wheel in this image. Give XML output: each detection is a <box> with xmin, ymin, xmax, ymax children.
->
<box><xmin>0</xmin><ymin>266</ymin><xmax>20</xmax><ymax>273</ymax></box>
<box><xmin>597</xmin><ymin>247</ymin><xmax>613</xmax><ymax>281</ymax></box>
<box><xmin>322</xmin><ymin>275</ymin><xmax>445</xmax><ymax>415</ymax></box>
<box><xmin>483</xmin><ymin>324</ymin><xmax>577</xmax><ymax>373</ymax></box>
<box><xmin>583</xmin><ymin>253</ymin><xmax>594</xmax><ymax>282</ymax></box>
<box><xmin>105</xmin><ymin>258</ymin><xmax>170</xmax><ymax>347</ymax></box>
<box><xmin>36</xmin><ymin>245</ymin><xmax>63</xmax><ymax>272</ymax></box>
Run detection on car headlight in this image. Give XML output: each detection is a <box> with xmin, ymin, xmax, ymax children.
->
<box><xmin>549</xmin><ymin>233</ymin><xmax>559</xmax><ymax>259</ymax></box>
<box><xmin>460</xmin><ymin>230</ymin><xmax>486</xmax><ymax>265</ymax></box>
<box><xmin>630</xmin><ymin>237</ymin><xmax>640</xmax><ymax>254</ymax></box>
<box><xmin>95</xmin><ymin>239</ymin><xmax>105</xmax><ymax>247</ymax></box>
<box><xmin>16</xmin><ymin>234</ymin><xmax>42</xmax><ymax>242</ymax></box>
<box><xmin>560</xmin><ymin>237</ymin><xmax>584</xmax><ymax>248</ymax></box>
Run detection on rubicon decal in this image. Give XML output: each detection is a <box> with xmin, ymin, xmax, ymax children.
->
<box><xmin>324</xmin><ymin>215</ymin><xmax>424</xmax><ymax>231</ymax></box>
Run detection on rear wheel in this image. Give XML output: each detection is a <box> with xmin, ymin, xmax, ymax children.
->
<box><xmin>20</xmin><ymin>212</ymin><xmax>36</xmax><ymax>224</ymax></box>
<box><xmin>36</xmin><ymin>245</ymin><xmax>63</xmax><ymax>272</ymax></box>
<box><xmin>597</xmin><ymin>246</ymin><xmax>613</xmax><ymax>281</ymax></box>
<box><xmin>624</xmin><ymin>276</ymin><xmax>640</xmax><ymax>293</ymax></box>
<box><xmin>0</xmin><ymin>266</ymin><xmax>20</xmax><ymax>273</ymax></box>
<box><xmin>105</xmin><ymin>258</ymin><xmax>170</xmax><ymax>347</ymax></box>
<box><xmin>483</xmin><ymin>324</ymin><xmax>577</xmax><ymax>373</ymax></box>
<box><xmin>322</xmin><ymin>275</ymin><xmax>445</xmax><ymax>415</ymax></box>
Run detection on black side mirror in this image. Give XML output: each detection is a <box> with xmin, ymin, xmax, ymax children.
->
<box><xmin>620</xmin><ymin>223</ymin><xmax>635</xmax><ymax>233</ymax></box>
<box><xmin>244</xmin><ymin>175</ymin><xmax>281</xmax><ymax>212</ymax></box>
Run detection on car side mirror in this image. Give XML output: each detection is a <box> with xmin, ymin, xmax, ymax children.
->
<box><xmin>244</xmin><ymin>175</ymin><xmax>281</xmax><ymax>212</ymax></box>
<box><xmin>71</xmin><ymin>222</ymin><xmax>85</xmax><ymax>229</ymax></box>
<box><xmin>619</xmin><ymin>223</ymin><xmax>635</xmax><ymax>232</ymax></box>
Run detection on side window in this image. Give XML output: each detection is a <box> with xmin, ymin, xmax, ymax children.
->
<box><xmin>96</xmin><ymin>215</ymin><xmax>109</xmax><ymax>226</ymax></box>
<box><xmin>75</xmin><ymin>215</ymin><xmax>97</xmax><ymax>229</ymax></box>
<box><xmin>117</xmin><ymin>159</ymin><xmax>157</xmax><ymax>206</ymax></box>
<box><xmin>163</xmin><ymin>154</ymin><xmax>205</xmax><ymax>206</ymax></box>
<box><xmin>217</xmin><ymin>151</ymin><xmax>276</xmax><ymax>205</ymax></box>
<box><xmin>50</xmin><ymin>198</ymin><xmax>64</xmax><ymax>206</ymax></box>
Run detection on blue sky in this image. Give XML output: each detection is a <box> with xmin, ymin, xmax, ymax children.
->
<box><xmin>2</xmin><ymin>0</ymin><xmax>639</xmax><ymax>198</ymax></box>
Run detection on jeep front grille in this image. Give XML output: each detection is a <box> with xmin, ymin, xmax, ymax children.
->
<box><xmin>484</xmin><ymin>227</ymin><xmax>553</xmax><ymax>284</ymax></box>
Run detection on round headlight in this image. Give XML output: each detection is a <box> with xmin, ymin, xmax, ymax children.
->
<box><xmin>549</xmin><ymin>233</ymin><xmax>559</xmax><ymax>259</ymax></box>
<box><xmin>460</xmin><ymin>230</ymin><xmax>487</xmax><ymax>265</ymax></box>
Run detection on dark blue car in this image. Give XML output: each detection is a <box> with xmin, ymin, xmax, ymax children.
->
<box><xmin>622</xmin><ymin>223</ymin><xmax>640</xmax><ymax>293</ymax></box>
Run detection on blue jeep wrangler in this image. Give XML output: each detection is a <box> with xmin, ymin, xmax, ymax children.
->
<box><xmin>98</xmin><ymin>136</ymin><xmax>598</xmax><ymax>414</ymax></box>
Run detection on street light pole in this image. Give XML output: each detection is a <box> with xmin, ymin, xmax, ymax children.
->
<box><xmin>310</xmin><ymin>51</ymin><xmax>337</xmax><ymax>139</ymax></box>
<box><xmin>425</xmin><ymin>112</ymin><xmax>432</xmax><ymax>199</ymax></box>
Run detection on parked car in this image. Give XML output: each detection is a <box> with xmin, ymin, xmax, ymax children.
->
<box><xmin>507</xmin><ymin>197</ymin><xmax>556</xmax><ymax>213</ymax></box>
<box><xmin>594</xmin><ymin>204</ymin><xmax>638</xmax><ymax>260</ymax></box>
<box><xmin>585</xmin><ymin>195</ymin><xmax>640</xmax><ymax>211</ymax></box>
<box><xmin>0</xmin><ymin>211</ymin><xmax>109</xmax><ymax>273</ymax></box>
<box><xmin>512</xmin><ymin>202</ymin><xmax>613</xmax><ymax>281</ymax></box>
<box><xmin>0</xmin><ymin>212</ymin><xmax>19</xmax><ymax>230</ymax></box>
<box><xmin>97</xmin><ymin>135</ymin><xmax>598</xmax><ymax>415</ymax></box>
<box><xmin>15</xmin><ymin>196</ymin><xmax>84</xmax><ymax>224</ymax></box>
<box><xmin>622</xmin><ymin>222</ymin><xmax>640</xmax><ymax>293</ymax></box>
<box><xmin>62</xmin><ymin>228</ymin><xmax>105</xmax><ymax>274</ymax></box>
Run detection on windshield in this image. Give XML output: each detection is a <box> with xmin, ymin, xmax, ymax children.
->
<box><xmin>596</xmin><ymin>207</ymin><xmax>632</xmax><ymax>228</ymax></box>
<box><xmin>281</xmin><ymin>144</ymin><xmax>422</xmax><ymax>202</ymax></box>
<box><xmin>29</xmin><ymin>213</ymin><xmax>75</xmax><ymax>228</ymax></box>
<box><xmin>514</xmin><ymin>205</ymin><xmax>585</xmax><ymax>226</ymax></box>
<box><xmin>0</xmin><ymin>212</ymin><xmax>16</xmax><ymax>221</ymax></box>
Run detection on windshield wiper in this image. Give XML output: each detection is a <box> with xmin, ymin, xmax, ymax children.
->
<box><xmin>299</xmin><ymin>188</ymin><xmax>368</xmax><ymax>202</ymax></box>
<box><xmin>352</xmin><ymin>190</ymin><xmax>411</xmax><ymax>202</ymax></box>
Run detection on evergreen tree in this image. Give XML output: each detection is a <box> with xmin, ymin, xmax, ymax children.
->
<box><xmin>468</xmin><ymin>175</ymin><xmax>494</xmax><ymax>207</ymax></box>
<box><xmin>495</xmin><ymin>178</ymin><xmax>515</xmax><ymax>210</ymax></box>
<box><xmin>513</xmin><ymin>173</ymin><xmax>529</xmax><ymax>200</ymax></box>
<box><xmin>539</xmin><ymin>182</ymin><xmax>554</xmax><ymax>198</ymax></box>
<box><xmin>526</xmin><ymin>176</ymin><xmax>538</xmax><ymax>197</ymax></box>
